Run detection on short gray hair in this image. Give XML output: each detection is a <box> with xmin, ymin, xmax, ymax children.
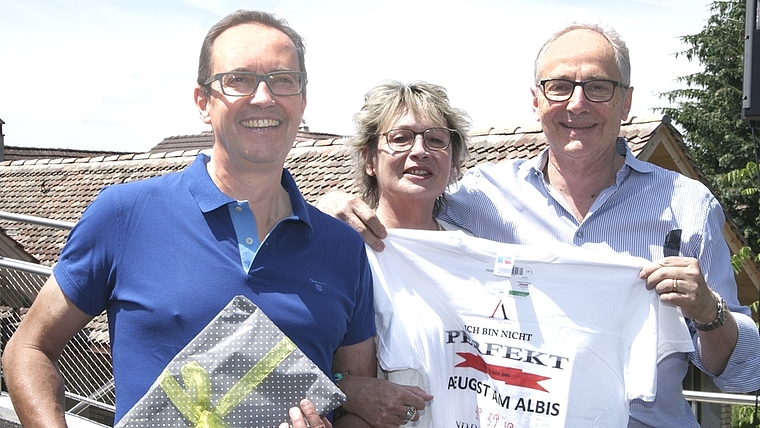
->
<box><xmin>534</xmin><ymin>23</ymin><xmax>631</xmax><ymax>87</ymax></box>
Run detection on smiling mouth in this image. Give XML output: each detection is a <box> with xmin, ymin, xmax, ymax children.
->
<box><xmin>240</xmin><ymin>119</ymin><xmax>280</xmax><ymax>129</ymax></box>
<box><xmin>406</xmin><ymin>169</ymin><xmax>432</xmax><ymax>177</ymax></box>
<box><xmin>561</xmin><ymin>123</ymin><xmax>596</xmax><ymax>130</ymax></box>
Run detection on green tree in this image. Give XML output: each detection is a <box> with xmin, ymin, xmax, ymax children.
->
<box><xmin>733</xmin><ymin>403</ymin><xmax>758</xmax><ymax>428</ymax></box>
<box><xmin>659</xmin><ymin>4</ymin><xmax>760</xmax><ymax>425</ymax></box>
<box><xmin>657</xmin><ymin>0</ymin><xmax>760</xmax><ymax>247</ymax></box>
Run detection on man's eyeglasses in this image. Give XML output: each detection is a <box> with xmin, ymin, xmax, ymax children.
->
<box><xmin>379</xmin><ymin>128</ymin><xmax>455</xmax><ymax>152</ymax></box>
<box><xmin>537</xmin><ymin>79</ymin><xmax>625</xmax><ymax>103</ymax></box>
<box><xmin>203</xmin><ymin>71</ymin><xmax>307</xmax><ymax>97</ymax></box>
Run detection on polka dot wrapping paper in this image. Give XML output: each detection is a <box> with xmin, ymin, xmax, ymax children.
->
<box><xmin>115</xmin><ymin>295</ymin><xmax>346</xmax><ymax>427</ymax></box>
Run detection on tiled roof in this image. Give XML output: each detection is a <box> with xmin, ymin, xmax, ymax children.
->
<box><xmin>0</xmin><ymin>154</ymin><xmax>195</xmax><ymax>266</ymax></box>
<box><xmin>0</xmin><ymin>115</ymin><xmax>671</xmax><ymax>268</ymax></box>
<box><xmin>3</xmin><ymin>146</ymin><xmax>130</xmax><ymax>161</ymax></box>
<box><xmin>148</xmin><ymin>131</ymin><xmax>214</xmax><ymax>153</ymax></box>
<box><xmin>149</xmin><ymin>128</ymin><xmax>344</xmax><ymax>153</ymax></box>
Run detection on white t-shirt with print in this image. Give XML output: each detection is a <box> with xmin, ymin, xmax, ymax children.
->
<box><xmin>370</xmin><ymin>229</ymin><xmax>693</xmax><ymax>428</ymax></box>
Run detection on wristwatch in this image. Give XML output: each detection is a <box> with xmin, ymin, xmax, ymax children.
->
<box><xmin>693</xmin><ymin>297</ymin><xmax>728</xmax><ymax>332</ymax></box>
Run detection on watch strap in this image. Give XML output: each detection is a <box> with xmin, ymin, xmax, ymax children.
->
<box><xmin>693</xmin><ymin>298</ymin><xmax>727</xmax><ymax>332</ymax></box>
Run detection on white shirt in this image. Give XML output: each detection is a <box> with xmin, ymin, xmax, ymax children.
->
<box><xmin>370</xmin><ymin>229</ymin><xmax>693</xmax><ymax>428</ymax></box>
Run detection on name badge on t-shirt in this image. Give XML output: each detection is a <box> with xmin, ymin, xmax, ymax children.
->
<box><xmin>491</xmin><ymin>253</ymin><xmax>534</xmax><ymax>297</ymax></box>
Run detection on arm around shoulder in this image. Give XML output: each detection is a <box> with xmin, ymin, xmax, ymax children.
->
<box><xmin>2</xmin><ymin>274</ymin><xmax>95</xmax><ymax>428</ymax></box>
<box><xmin>316</xmin><ymin>191</ymin><xmax>387</xmax><ymax>252</ymax></box>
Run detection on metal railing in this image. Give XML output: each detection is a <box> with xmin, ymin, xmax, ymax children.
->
<box><xmin>0</xmin><ymin>210</ymin><xmax>115</xmax><ymax>421</ymax></box>
<box><xmin>0</xmin><ymin>210</ymin><xmax>75</xmax><ymax>230</ymax></box>
<box><xmin>684</xmin><ymin>390</ymin><xmax>760</xmax><ymax>406</ymax></box>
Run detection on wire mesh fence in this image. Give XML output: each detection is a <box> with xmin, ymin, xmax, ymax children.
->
<box><xmin>1</xmin><ymin>266</ymin><xmax>115</xmax><ymax>413</ymax></box>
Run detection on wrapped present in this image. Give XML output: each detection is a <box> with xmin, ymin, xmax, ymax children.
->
<box><xmin>116</xmin><ymin>295</ymin><xmax>345</xmax><ymax>427</ymax></box>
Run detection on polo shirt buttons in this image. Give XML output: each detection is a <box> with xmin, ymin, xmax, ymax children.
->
<box><xmin>245</xmin><ymin>237</ymin><xmax>253</xmax><ymax>245</ymax></box>
<box><xmin>576</xmin><ymin>231</ymin><xmax>584</xmax><ymax>239</ymax></box>
<box><xmin>234</xmin><ymin>206</ymin><xmax>243</xmax><ymax>213</ymax></box>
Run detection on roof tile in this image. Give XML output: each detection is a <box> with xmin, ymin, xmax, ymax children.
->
<box><xmin>0</xmin><ymin>115</ymin><xmax>684</xmax><ymax>269</ymax></box>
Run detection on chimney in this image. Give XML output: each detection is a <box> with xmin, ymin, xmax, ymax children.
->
<box><xmin>0</xmin><ymin>118</ymin><xmax>4</xmax><ymax>162</ymax></box>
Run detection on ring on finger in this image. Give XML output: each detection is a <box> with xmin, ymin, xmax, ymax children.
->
<box><xmin>673</xmin><ymin>278</ymin><xmax>678</xmax><ymax>293</ymax></box>
<box><xmin>403</xmin><ymin>405</ymin><xmax>416</xmax><ymax>421</ymax></box>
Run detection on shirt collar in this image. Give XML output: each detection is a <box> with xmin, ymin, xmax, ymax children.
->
<box><xmin>525</xmin><ymin>137</ymin><xmax>654</xmax><ymax>179</ymax></box>
<box><xmin>186</xmin><ymin>153</ymin><xmax>233</xmax><ymax>212</ymax></box>
<box><xmin>616</xmin><ymin>137</ymin><xmax>655</xmax><ymax>174</ymax></box>
<box><xmin>184</xmin><ymin>153</ymin><xmax>314</xmax><ymax>231</ymax></box>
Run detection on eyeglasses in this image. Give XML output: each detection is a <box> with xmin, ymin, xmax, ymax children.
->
<box><xmin>379</xmin><ymin>128</ymin><xmax>455</xmax><ymax>152</ymax></box>
<box><xmin>537</xmin><ymin>79</ymin><xmax>625</xmax><ymax>103</ymax></box>
<box><xmin>203</xmin><ymin>71</ymin><xmax>307</xmax><ymax>97</ymax></box>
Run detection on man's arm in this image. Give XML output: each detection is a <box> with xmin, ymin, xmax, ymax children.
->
<box><xmin>316</xmin><ymin>192</ymin><xmax>387</xmax><ymax>252</ymax></box>
<box><xmin>332</xmin><ymin>338</ymin><xmax>431</xmax><ymax>428</ymax></box>
<box><xmin>640</xmin><ymin>257</ymin><xmax>738</xmax><ymax>375</ymax></box>
<box><xmin>2</xmin><ymin>275</ymin><xmax>94</xmax><ymax>428</ymax></box>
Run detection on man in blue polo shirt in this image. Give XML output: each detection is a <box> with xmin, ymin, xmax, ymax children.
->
<box><xmin>3</xmin><ymin>10</ymin><xmax>375</xmax><ymax>428</ymax></box>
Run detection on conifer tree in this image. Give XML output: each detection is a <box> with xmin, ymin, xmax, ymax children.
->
<box><xmin>658</xmin><ymin>0</ymin><xmax>760</xmax><ymax>246</ymax></box>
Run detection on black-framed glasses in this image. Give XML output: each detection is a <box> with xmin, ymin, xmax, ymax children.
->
<box><xmin>379</xmin><ymin>128</ymin><xmax>455</xmax><ymax>152</ymax></box>
<box><xmin>537</xmin><ymin>79</ymin><xmax>625</xmax><ymax>103</ymax></box>
<box><xmin>203</xmin><ymin>71</ymin><xmax>307</xmax><ymax>97</ymax></box>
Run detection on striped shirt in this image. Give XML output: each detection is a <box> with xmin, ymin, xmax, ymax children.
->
<box><xmin>439</xmin><ymin>140</ymin><xmax>760</xmax><ymax>427</ymax></box>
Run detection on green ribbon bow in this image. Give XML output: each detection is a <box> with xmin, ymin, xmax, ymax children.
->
<box><xmin>159</xmin><ymin>337</ymin><xmax>298</xmax><ymax>427</ymax></box>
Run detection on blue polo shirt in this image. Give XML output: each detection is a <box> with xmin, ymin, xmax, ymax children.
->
<box><xmin>54</xmin><ymin>153</ymin><xmax>375</xmax><ymax>421</ymax></box>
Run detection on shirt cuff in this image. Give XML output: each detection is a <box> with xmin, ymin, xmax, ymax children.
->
<box><xmin>712</xmin><ymin>311</ymin><xmax>760</xmax><ymax>392</ymax></box>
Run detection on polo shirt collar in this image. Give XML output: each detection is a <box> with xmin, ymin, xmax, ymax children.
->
<box><xmin>186</xmin><ymin>153</ymin><xmax>233</xmax><ymax>213</ymax></box>
<box><xmin>281</xmin><ymin>168</ymin><xmax>314</xmax><ymax>231</ymax></box>
<box><xmin>184</xmin><ymin>153</ymin><xmax>314</xmax><ymax>231</ymax></box>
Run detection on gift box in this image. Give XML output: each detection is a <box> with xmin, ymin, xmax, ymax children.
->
<box><xmin>115</xmin><ymin>295</ymin><xmax>345</xmax><ymax>427</ymax></box>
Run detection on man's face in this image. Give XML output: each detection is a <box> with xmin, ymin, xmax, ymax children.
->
<box><xmin>195</xmin><ymin>23</ymin><xmax>307</xmax><ymax>169</ymax></box>
<box><xmin>531</xmin><ymin>29</ymin><xmax>633</xmax><ymax>162</ymax></box>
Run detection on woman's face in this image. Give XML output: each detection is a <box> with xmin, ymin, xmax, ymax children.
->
<box><xmin>367</xmin><ymin>111</ymin><xmax>454</xmax><ymax>211</ymax></box>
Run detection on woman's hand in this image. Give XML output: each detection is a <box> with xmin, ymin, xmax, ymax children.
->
<box><xmin>338</xmin><ymin>375</ymin><xmax>433</xmax><ymax>428</ymax></box>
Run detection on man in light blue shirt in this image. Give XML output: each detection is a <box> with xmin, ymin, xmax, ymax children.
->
<box><xmin>320</xmin><ymin>23</ymin><xmax>760</xmax><ymax>427</ymax></box>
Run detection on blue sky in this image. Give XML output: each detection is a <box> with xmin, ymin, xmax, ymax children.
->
<box><xmin>1</xmin><ymin>0</ymin><xmax>710</xmax><ymax>152</ymax></box>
